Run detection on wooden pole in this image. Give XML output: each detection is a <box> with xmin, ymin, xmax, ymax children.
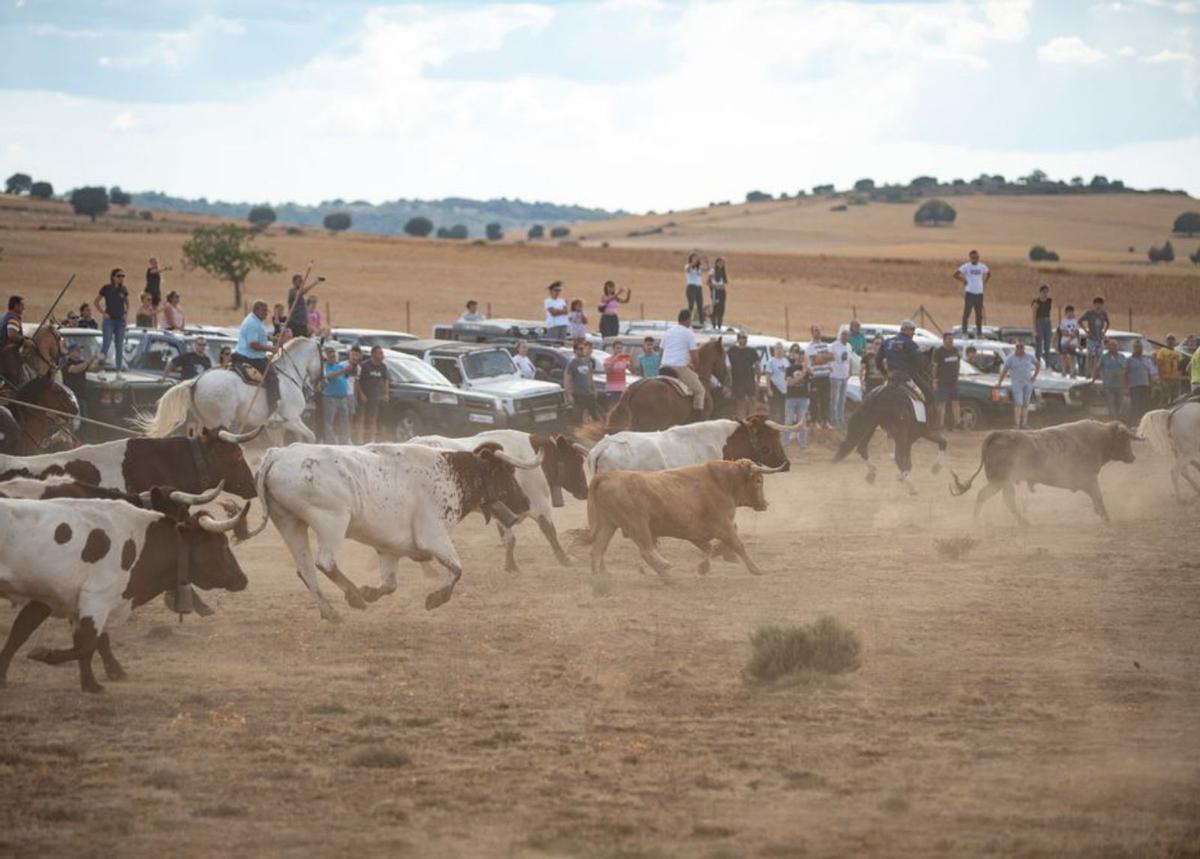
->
<box><xmin>784</xmin><ymin>305</ymin><xmax>790</xmax><ymax>340</ymax></box>
<box><xmin>405</xmin><ymin>300</ymin><xmax>411</xmax><ymax>334</ymax></box>
<box><xmin>325</xmin><ymin>300</ymin><xmax>331</xmax><ymax>330</ymax></box>
<box><xmin>487</xmin><ymin>302</ymin><xmax>493</xmax><ymax>318</ymax></box>
<box><xmin>640</xmin><ymin>302</ymin><xmax>645</xmax><ymax>320</ymax></box>
<box><xmin>1128</xmin><ymin>306</ymin><xmax>1132</xmax><ymax>331</ymax></box>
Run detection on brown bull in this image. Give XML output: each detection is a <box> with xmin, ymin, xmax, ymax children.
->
<box><xmin>950</xmin><ymin>419</ymin><xmax>1139</xmax><ymax>524</ymax></box>
<box><xmin>588</xmin><ymin>459</ymin><xmax>782</xmax><ymax>579</ymax></box>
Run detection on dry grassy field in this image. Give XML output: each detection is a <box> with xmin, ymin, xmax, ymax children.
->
<box><xmin>1</xmin><ymin>440</ymin><xmax>1198</xmax><ymax>857</ymax></box>
<box><xmin>1</xmin><ymin>198</ymin><xmax>1199</xmax><ymax>857</ymax></box>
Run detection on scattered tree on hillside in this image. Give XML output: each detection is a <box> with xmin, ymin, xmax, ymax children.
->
<box><xmin>485</xmin><ymin>222</ymin><xmax>504</xmax><ymax>241</ymax></box>
<box><xmin>1189</xmin><ymin>247</ymin><xmax>1200</xmax><ymax>265</ymax></box>
<box><xmin>913</xmin><ymin>198</ymin><xmax>956</xmax><ymax>226</ymax></box>
<box><xmin>5</xmin><ymin>173</ymin><xmax>32</xmax><ymax>195</ymax></box>
<box><xmin>181</xmin><ymin>224</ymin><xmax>283</xmax><ymax>308</ymax></box>
<box><xmin>1147</xmin><ymin>240</ymin><xmax>1175</xmax><ymax>264</ymax></box>
<box><xmin>527</xmin><ymin>224</ymin><xmax>544</xmax><ymax>240</ymax></box>
<box><xmin>853</xmin><ymin>179</ymin><xmax>875</xmax><ymax>192</ymax></box>
<box><xmin>1172</xmin><ymin>211</ymin><xmax>1200</xmax><ymax>236</ymax></box>
<box><xmin>29</xmin><ymin>181</ymin><xmax>53</xmax><ymax>200</ymax></box>
<box><xmin>247</xmin><ymin>205</ymin><xmax>277</xmax><ymax>230</ymax></box>
<box><xmin>437</xmin><ymin>225</ymin><xmax>468</xmax><ymax>240</ymax></box>
<box><xmin>550</xmin><ymin>225</ymin><xmax>570</xmax><ymax>239</ymax></box>
<box><xmin>109</xmin><ymin>186</ymin><xmax>132</xmax><ymax>206</ymax></box>
<box><xmin>323</xmin><ymin>212</ymin><xmax>352</xmax><ymax>233</ymax></box>
<box><xmin>404</xmin><ymin>216</ymin><xmax>433</xmax><ymax>237</ymax></box>
<box><xmin>1089</xmin><ymin>175</ymin><xmax>1109</xmax><ymax>190</ymax></box>
<box><xmin>69</xmin><ymin>186</ymin><xmax>109</xmax><ymax>221</ymax></box>
<box><xmin>1070</xmin><ymin>176</ymin><xmax>1084</xmax><ymax>187</ymax></box>
<box><xmin>812</xmin><ymin>184</ymin><xmax>835</xmax><ymax>195</ymax></box>
<box><xmin>1029</xmin><ymin>245</ymin><xmax>1060</xmax><ymax>262</ymax></box>
<box><xmin>910</xmin><ymin>176</ymin><xmax>939</xmax><ymax>190</ymax></box>
<box><xmin>745</xmin><ymin>190</ymin><xmax>773</xmax><ymax>203</ymax></box>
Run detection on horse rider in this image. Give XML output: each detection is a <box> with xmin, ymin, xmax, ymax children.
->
<box><xmin>660</xmin><ymin>308</ymin><xmax>707</xmax><ymax>421</ymax></box>
<box><xmin>1</xmin><ymin>295</ymin><xmax>31</xmax><ymax>389</ymax></box>
<box><xmin>877</xmin><ymin>319</ymin><xmax>932</xmax><ymax>403</ymax></box>
<box><xmin>233</xmin><ymin>299</ymin><xmax>282</xmax><ymax>420</ymax></box>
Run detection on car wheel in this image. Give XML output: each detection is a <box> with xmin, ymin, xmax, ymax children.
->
<box><xmin>958</xmin><ymin>400</ymin><xmax>983</xmax><ymax>431</ymax></box>
<box><xmin>394</xmin><ymin>412</ymin><xmax>424</xmax><ymax>442</ymax></box>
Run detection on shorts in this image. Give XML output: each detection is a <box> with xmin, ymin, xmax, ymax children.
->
<box><xmin>1087</xmin><ymin>339</ymin><xmax>1103</xmax><ymax>357</ymax></box>
<box><xmin>933</xmin><ymin>385</ymin><xmax>957</xmax><ymax>403</ymax></box>
<box><xmin>1011</xmin><ymin>382</ymin><xmax>1034</xmax><ymax>408</ymax></box>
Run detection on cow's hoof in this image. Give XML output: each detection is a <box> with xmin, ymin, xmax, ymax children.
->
<box><xmin>697</xmin><ymin>559</ymin><xmax>711</xmax><ymax>576</ymax></box>
<box><xmin>931</xmin><ymin>462</ymin><xmax>943</xmax><ymax>475</ymax></box>
<box><xmin>82</xmin><ymin>682</ymin><xmax>105</xmax><ymax>694</ymax></box>
<box><xmin>344</xmin><ymin>589</ymin><xmax>368</xmax><ymax>610</ymax></box>
<box><xmin>425</xmin><ymin>588</ymin><xmax>453</xmax><ymax>611</ymax></box>
<box><xmin>191</xmin><ymin>592</ymin><xmax>216</xmax><ymax>617</ymax></box>
<box><xmin>104</xmin><ymin>666</ymin><xmax>128</xmax><ymax>682</ymax></box>
<box><xmin>555</xmin><ymin>553</ymin><xmax>572</xmax><ymax>567</ymax></box>
<box><xmin>865</xmin><ymin>470</ymin><xmax>877</xmax><ymax>485</ymax></box>
<box><xmin>26</xmin><ymin>647</ymin><xmax>52</xmax><ymax>665</ymax></box>
<box><xmin>319</xmin><ymin>608</ymin><xmax>342</xmax><ymax>623</ymax></box>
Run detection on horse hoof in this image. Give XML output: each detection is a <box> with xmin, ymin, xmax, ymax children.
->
<box><xmin>931</xmin><ymin>462</ymin><xmax>943</xmax><ymax>475</ymax></box>
<box><xmin>865</xmin><ymin>470</ymin><xmax>877</xmax><ymax>485</ymax></box>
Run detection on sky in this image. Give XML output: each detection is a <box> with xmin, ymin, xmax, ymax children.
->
<box><xmin>0</xmin><ymin>0</ymin><xmax>1197</xmax><ymax>212</ymax></box>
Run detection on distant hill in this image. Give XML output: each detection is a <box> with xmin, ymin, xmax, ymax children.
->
<box><xmin>128</xmin><ymin>192</ymin><xmax>623</xmax><ymax>238</ymax></box>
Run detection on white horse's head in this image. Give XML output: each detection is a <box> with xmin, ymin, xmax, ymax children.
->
<box><xmin>279</xmin><ymin>337</ymin><xmax>324</xmax><ymax>381</ymax></box>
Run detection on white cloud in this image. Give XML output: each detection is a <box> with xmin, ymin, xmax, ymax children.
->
<box><xmin>1117</xmin><ymin>45</ymin><xmax>1138</xmax><ymax>56</ymax></box>
<box><xmin>1038</xmin><ymin>36</ymin><xmax>1107</xmax><ymax>64</ymax></box>
<box><xmin>99</xmin><ymin>14</ymin><xmax>245</xmax><ymax>71</ymax></box>
<box><xmin>29</xmin><ymin>24</ymin><xmax>102</xmax><ymax>38</ymax></box>
<box><xmin>1136</xmin><ymin>0</ymin><xmax>1199</xmax><ymax>13</ymax></box>
<box><xmin>107</xmin><ymin>112</ymin><xmax>139</xmax><ymax>133</ymax></box>
<box><xmin>1141</xmin><ymin>48</ymin><xmax>1195</xmax><ymax>62</ymax></box>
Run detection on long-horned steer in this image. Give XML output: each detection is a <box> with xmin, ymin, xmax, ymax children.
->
<box><xmin>0</xmin><ymin>485</ymin><xmax>250</xmax><ymax>693</ymax></box>
<box><xmin>951</xmin><ymin>419</ymin><xmax>1139</xmax><ymax>524</ymax></box>
<box><xmin>588</xmin><ymin>459</ymin><xmax>783</xmax><ymax>579</ymax></box>
<box><xmin>250</xmin><ymin>442</ymin><xmax>540</xmax><ymax>621</ymax></box>
<box><xmin>589</xmin><ymin>416</ymin><xmax>794</xmax><ymax>474</ymax></box>
<box><xmin>411</xmin><ymin>431</ymin><xmax>588</xmax><ymax>571</ymax></box>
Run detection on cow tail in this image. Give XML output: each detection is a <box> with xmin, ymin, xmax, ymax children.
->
<box><xmin>949</xmin><ymin>455</ymin><xmax>985</xmax><ymax>496</ymax></box>
<box><xmin>1137</xmin><ymin>409</ymin><xmax>1173</xmax><ymax>456</ymax></box>
<box><xmin>133</xmin><ymin>378</ymin><xmax>197</xmax><ymax>437</ymax></box>
<box><xmin>238</xmin><ymin>454</ymin><xmax>275</xmax><ymax>542</ymax></box>
<box><xmin>579</xmin><ymin>489</ymin><xmax>596</xmax><ymax>546</ymax></box>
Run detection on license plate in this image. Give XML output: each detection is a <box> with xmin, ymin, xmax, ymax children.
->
<box><xmin>468</xmin><ymin>413</ymin><xmax>496</xmax><ymax>424</ymax></box>
<box><xmin>534</xmin><ymin>410</ymin><xmax>557</xmax><ymax>423</ymax></box>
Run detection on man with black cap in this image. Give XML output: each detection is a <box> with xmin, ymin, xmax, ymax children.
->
<box><xmin>544</xmin><ymin>281</ymin><xmax>568</xmax><ymax>340</ymax></box>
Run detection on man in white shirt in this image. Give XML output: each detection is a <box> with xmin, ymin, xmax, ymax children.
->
<box><xmin>827</xmin><ymin>328</ymin><xmax>853</xmax><ymax>429</ymax></box>
<box><xmin>544</xmin><ymin>281</ymin><xmax>568</xmax><ymax>340</ymax></box>
<box><xmin>954</xmin><ymin>249</ymin><xmax>990</xmax><ymax>338</ymax></box>
<box><xmin>660</xmin><ymin>309</ymin><xmax>706</xmax><ymax>419</ymax></box>
<box><xmin>512</xmin><ymin>340</ymin><xmax>536</xmax><ymax>379</ymax></box>
<box><xmin>459</xmin><ymin>300</ymin><xmax>485</xmax><ymax>323</ymax></box>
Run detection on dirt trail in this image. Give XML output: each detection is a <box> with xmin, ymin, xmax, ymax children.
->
<box><xmin>2</xmin><ymin>436</ymin><xmax>1197</xmax><ymax>857</ymax></box>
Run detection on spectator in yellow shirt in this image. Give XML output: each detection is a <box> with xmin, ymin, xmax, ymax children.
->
<box><xmin>1155</xmin><ymin>335</ymin><xmax>1184</xmax><ymax>402</ymax></box>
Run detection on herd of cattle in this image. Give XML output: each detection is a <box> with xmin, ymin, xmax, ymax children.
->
<box><xmin>0</xmin><ymin>400</ymin><xmax>1197</xmax><ymax>693</ymax></box>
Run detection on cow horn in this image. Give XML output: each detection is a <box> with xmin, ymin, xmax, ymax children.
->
<box><xmin>749</xmin><ymin>462</ymin><xmax>788</xmax><ymax>474</ymax></box>
<box><xmin>493</xmin><ymin>448</ymin><xmax>544</xmax><ymax>470</ymax></box>
<box><xmin>217</xmin><ymin>425</ymin><xmax>264</xmax><ymax>444</ymax></box>
<box><xmin>197</xmin><ymin>501</ymin><xmax>250</xmax><ymax>533</ymax></box>
<box><xmin>763</xmin><ymin>419</ymin><xmax>802</xmax><ymax>432</ymax></box>
<box><xmin>169</xmin><ymin>480</ymin><xmax>226</xmax><ymax>507</ymax></box>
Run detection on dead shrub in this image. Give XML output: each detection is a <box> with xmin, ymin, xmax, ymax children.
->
<box><xmin>933</xmin><ymin>535</ymin><xmax>978</xmax><ymax>561</ymax></box>
<box><xmin>746</xmin><ymin>616</ymin><xmax>861</xmax><ymax>683</ymax></box>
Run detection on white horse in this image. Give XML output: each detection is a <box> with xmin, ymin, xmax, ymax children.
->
<box><xmin>136</xmin><ymin>337</ymin><xmax>324</xmax><ymax>441</ymax></box>
<box><xmin>1138</xmin><ymin>402</ymin><xmax>1200</xmax><ymax>498</ymax></box>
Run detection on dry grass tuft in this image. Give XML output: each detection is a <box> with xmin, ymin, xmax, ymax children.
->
<box><xmin>348</xmin><ymin>748</ymin><xmax>411</xmax><ymax>769</ymax></box>
<box><xmin>746</xmin><ymin>616</ymin><xmax>861</xmax><ymax>683</ymax></box>
<box><xmin>933</xmin><ymin>535</ymin><xmax>978</xmax><ymax>561</ymax></box>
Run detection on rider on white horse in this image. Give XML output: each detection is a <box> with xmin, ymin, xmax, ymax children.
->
<box><xmin>233</xmin><ymin>301</ymin><xmax>281</xmax><ymax>420</ymax></box>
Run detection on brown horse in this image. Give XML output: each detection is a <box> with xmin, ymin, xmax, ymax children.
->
<box><xmin>600</xmin><ymin>338</ymin><xmax>728</xmax><ymax>434</ymax></box>
<box><xmin>2</xmin><ymin>375</ymin><xmax>79</xmax><ymax>454</ymax></box>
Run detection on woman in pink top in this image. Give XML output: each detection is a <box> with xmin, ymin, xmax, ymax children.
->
<box><xmin>161</xmin><ymin>291</ymin><xmax>185</xmax><ymax>330</ymax></box>
<box><xmin>306</xmin><ymin>296</ymin><xmax>323</xmax><ymax>336</ymax></box>
<box><xmin>596</xmin><ymin>280</ymin><xmax>631</xmax><ymax>339</ymax></box>
<box><xmin>602</xmin><ymin>340</ymin><xmax>635</xmax><ymax>409</ymax></box>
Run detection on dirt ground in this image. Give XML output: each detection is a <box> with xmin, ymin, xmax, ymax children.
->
<box><xmin>2</xmin><ymin>436</ymin><xmax>1198</xmax><ymax>858</ymax></box>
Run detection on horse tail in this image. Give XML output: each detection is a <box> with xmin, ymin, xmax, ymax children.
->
<box><xmin>949</xmin><ymin>451</ymin><xmax>986</xmax><ymax>497</ymax></box>
<box><xmin>833</xmin><ymin>403</ymin><xmax>879</xmax><ymax>463</ymax></box>
<box><xmin>1137</xmin><ymin>409</ymin><xmax>1173</xmax><ymax>457</ymax></box>
<box><xmin>132</xmin><ymin>378</ymin><xmax>197</xmax><ymax>437</ymax></box>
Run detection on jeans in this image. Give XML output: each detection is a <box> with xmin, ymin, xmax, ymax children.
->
<box><xmin>829</xmin><ymin>377</ymin><xmax>848</xmax><ymax>428</ymax></box>
<box><xmin>685</xmin><ymin>284</ymin><xmax>705</xmax><ymax>326</ymax></box>
<box><xmin>710</xmin><ymin>288</ymin><xmax>726</xmax><ymax>328</ymax></box>
<box><xmin>1103</xmin><ymin>386</ymin><xmax>1123</xmax><ymax>421</ymax></box>
<box><xmin>547</xmin><ymin>325</ymin><xmax>568</xmax><ymax>341</ymax></box>
<box><xmin>323</xmin><ymin>396</ymin><xmax>351</xmax><ymax>444</ymax></box>
<box><xmin>784</xmin><ymin>397</ymin><xmax>809</xmax><ymax>447</ymax></box>
<box><xmin>809</xmin><ymin>376</ymin><xmax>831</xmax><ymax>425</ymax></box>
<box><xmin>961</xmin><ymin>292</ymin><xmax>984</xmax><ymax>337</ymax></box>
<box><xmin>769</xmin><ymin>390</ymin><xmax>786</xmax><ymax>423</ymax></box>
<box><xmin>1035</xmin><ymin>318</ymin><xmax>1053</xmax><ymax>364</ymax></box>
<box><xmin>573</xmin><ymin>393</ymin><xmax>603</xmax><ymax>424</ymax></box>
<box><xmin>100</xmin><ymin>318</ymin><xmax>127</xmax><ymax>371</ymax></box>
<box><xmin>1128</xmin><ymin>385</ymin><xmax>1150</xmax><ymax>427</ymax></box>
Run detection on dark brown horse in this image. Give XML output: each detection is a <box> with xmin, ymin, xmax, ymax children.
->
<box><xmin>600</xmin><ymin>338</ymin><xmax>728</xmax><ymax>434</ymax></box>
<box><xmin>1</xmin><ymin>375</ymin><xmax>79</xmax><ymax>454</ymax></box>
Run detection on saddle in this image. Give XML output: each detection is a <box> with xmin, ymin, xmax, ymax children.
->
<box><xmin>230</xmin><ymin>363</ymin><xmax>264</xmax><ymax>385</ymax></box>
<box><xmin>880</xmin><ymin>376</ymin><xmax>926</xmax><ymax>423</ymax></box>
<box><xmin>653</xmin><ymin>370</ymin><xmax>693</xmax><ymax>397</ymax></box>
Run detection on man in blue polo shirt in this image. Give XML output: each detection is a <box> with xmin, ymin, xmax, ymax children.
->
<box><xmin>322</xmin><ymin>345</ymin><xmax>357</xmax><ymax>444</ymax></box>
<box><xmin>234</xmin><ymin>300</ymin><xmax>280</xmax><ymax>417</ymax></box>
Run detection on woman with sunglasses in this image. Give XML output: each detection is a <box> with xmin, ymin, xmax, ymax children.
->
<box><xmin>96</xmin><ymin>268</ymin><xmax>130</xmax><ymax>378</ymax></box>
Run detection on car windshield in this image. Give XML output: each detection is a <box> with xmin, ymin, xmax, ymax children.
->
<box><xmin>1109</xmin><ymin>335</ymin><xmax>1144</xmax><ymax>353</ymax></box>
<box><xmin>61</xmin><ymin>331</ymin><xmax>103</xmax><ymax>363</ymax></box>
<box><xmin>462</xmin><ymin>349</ymin><xmax>517</xmax><ymax>379</ymax></box>
<box><xmin>387</xmin><ymin>357</ymin><xmax>453</xmax><ymax>386</ymax></box>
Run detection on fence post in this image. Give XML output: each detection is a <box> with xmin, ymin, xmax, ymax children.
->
<box><xmin>1128</xmin><ymin>306</ymin><xmax>1132</xmax><ymax>331</ymax></box>
<box><xmin>487</xmin><ymin>302</ymin><xmax>493</xmax><ymax>318</ymax></box>
<box><xmin>405</xmin><ymin>300</ymin><xmax>411</xmax><ymax>334</ymax></box>
<box><xmin>640</xmin><ymin>302</ymin><xmax>645</xmax><ymax>320</ymax></box>
<box><xmin>325</xmin><ymin>300</ymin><xmax>331</xmax><ymax>330</ymax></box>
<box><xmin>784</xmin><ymin>305</ymin><xmax>790</xmax><ymax>340</ymax></box>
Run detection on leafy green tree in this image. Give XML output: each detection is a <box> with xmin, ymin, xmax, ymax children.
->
<box><xmin>812</xmin><ymin>184</ymin><xmax>835</xmax><ymax>195</ymax></box>
<box><xmin>109</xmin><ymin>186</ymin><xmax>132</xmax><ymax>206</ymax></box>
<box><xmin>404</xmin><ymin>216</ymin><xmax>433</xmax><ymax>237</ymax></box>
<box><xmin>549</xmin><ymin>225</ymin><xmax>570</xmax><ymax>238</ymax></box>
<box><xmin>181</xmin><ymin>224</ymin><xmax>283</xmax><ymax>308</ymax></box>
<box><xmin>1147</xmin><ymin>240</ymin><xmax>1175</xmax><ymax>264</ymax></box>
<box><xmin>1189</xmin><ymin>247</ymin><xmax>1200</xmax><ymax>265</ymax></box>
<box><xmin>247</xmin><ymin>205</ymin><xmax>277</xmax><ymax>230</ymax></box>
<box><xmin>29</xmin><ymin>181</ymin><xmax>53</xmax><ymax>200</ymax></box>
<box><xmin>745</xmin><ymin>190</ymin><xmax>773</xmax><ymax>203</ymax></box>
<box><xmin>5</xmin><ymin>173</ymin><xmax>31</xmax><ymax>195</ymax></box>
<box><xmin>323</xmin><ymin>212</ymin><xmax>352</xmax><ymax>233</ymax></box>
<box><xmin>446</xmin><ymin>224</ymin><xmax>468</xmax><ymax>240</ymax></box>
<box><xmin>69</xmin><ymin>186</ymin><xmax>109</xmax><ymax>221</ymax></box>
<box><xmin>913</xmin><ymin>199</ymin><xmax>956</xmax><ymax>226</ymax></box>
<box><xmin>853</xmin><ymin>178</ymin><xmax>875</xmax><ymax>192</ymax></box>
<box><xmin>527</xmin><ymin>224</ymin><xmax>544</xmax><ymax>240</ymax></box>
<box><xmin>1029</xmin><ymin>245</ymin><xmax>1060</xmax><ymax>262</ymax></box>
<box><xmin>485</xmin><ymin>222</ymin><xmax>503</xmax><ymax>241</ymax></box>
<box><xmin>1172</xmin><ymin>211</ymin><xmax>1200</xmax><ymax>237</ymax></box>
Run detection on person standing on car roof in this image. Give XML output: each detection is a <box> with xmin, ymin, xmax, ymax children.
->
<box><xmin>145</xmin><ymin>257</ymin><xmax>171</xmax><ymax>308</ymax></box>
<box><xmin>96</xmin><ymin>268</ymin><xmax>130</xmax><ymax>379</ymax></box>
<box><xmin>1078</xmin><ymin>297</ymin><xmax>1110</xmax><ymax>380</ymax></box>
<box><xmin>544</xmin><ymin>282</ymin><xmax>569</xmax><ymax>340</ymax></box>
<box><xmin>684</xmin><ymin>253</ymin><xmax>705</xmax><ymax>328</ymax></box>
<box><xmin>286</xmin><ymin>273</ymin><xmax>317</xmax><ymax>338</ymax></box>
<box><xmin>954</xmin><ymin>249</ymin><xmax>989</xmax><ymax>338</ymax></box>
<box><xmin>460</xmin><ymin>300</ymin><xmax>485</xmax><ymax>323</ymax></box>
<box><xmin>1031</xmin><ymin>284</ymin><xmax>1053</xmax><ymax>368</ymax></box>
<box><xmin>597</xmin><ymin>280</ymin><xmax>631</xmax><ymax>339</ymax></box>
<box><xmin>707</xmin><ymin>258</ymin><xmax>729</xmax><ymax>329</ymax></box>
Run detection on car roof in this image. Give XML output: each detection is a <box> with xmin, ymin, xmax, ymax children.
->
<box><xmin>331</xmin><ymin>327</ymin><xmax>416</xmax><ymax>338</ymax></box>
<box><xmin>399</xmin><ymin>339</ymin><xmax>508</xmax><ymax>354</ymax></box>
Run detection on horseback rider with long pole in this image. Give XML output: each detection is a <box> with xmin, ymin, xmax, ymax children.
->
<box><xmin>877</xmin><ymin>319</ymin><xmax>933</xmax><ymax>403</ymax></box>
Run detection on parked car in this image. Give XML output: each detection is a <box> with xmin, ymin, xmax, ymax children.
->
<box><xmin>389</xmin><ymin>340</ymin><xmax>568</xmax><ymax>430</ymax></box>
<box><xmin>432</xmin><ymin>318</ymin><xmax>603</xmax><ymax>348</ymax></box>
<box><xmin>329</xmin><ymin>328</ymin><xmax>417</xmax><ymax>351</ymax></box>
<box><xmin>506</xmin><ymin>343</ymin><xmax>639</xmax><ymax>389</ymax></box>
<box><xmin>837</xmin><ymin>322</ymin><xmax>941</xmax><ymax>352</ymax></box>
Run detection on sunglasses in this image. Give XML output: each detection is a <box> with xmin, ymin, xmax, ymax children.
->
<box><xmin>115</xmin><ymin>274</ymin><xmax>126</xmax><ymax>278</ymax></box>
